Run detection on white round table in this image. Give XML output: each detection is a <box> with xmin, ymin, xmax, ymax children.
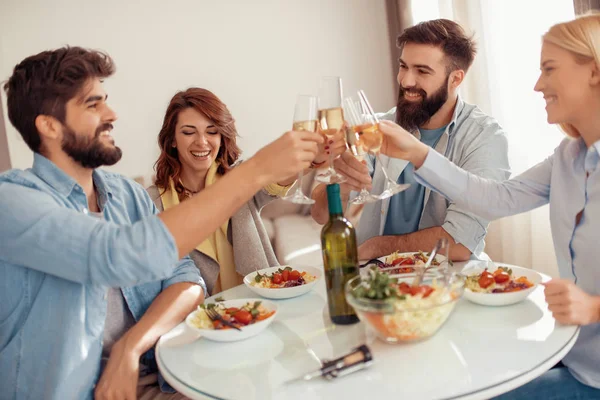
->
<box><xmin>156</xmin><ymin>264</ymin><xmax>579</xmax><ymax>400</ymax></box>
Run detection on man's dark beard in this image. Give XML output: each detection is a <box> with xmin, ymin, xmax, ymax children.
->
<box><xmin>61</xmin><ymin>123</ymin><xmax>122</xmax><ymax>169</ymax></box>
<box><xmin>395</xmin><ymin>74</ymin><xmax>450</xmax><ymax>132</ymax></box>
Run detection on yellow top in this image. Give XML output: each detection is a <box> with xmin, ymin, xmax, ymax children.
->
<box><xmin>159</xmin><ymin>162</ymin><xmax>292</xmax><ymax>293</ymax></box>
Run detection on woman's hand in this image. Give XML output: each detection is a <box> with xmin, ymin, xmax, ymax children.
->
<box><xmin>544</xmin><ymin>279</ymin><xmax>600</xmax><ymax>325</ymax></box>
<box><xmin>313</xmin><ymin>129</ymin><xmax>347</xmax><ymax>166</ymax></box>
<box><xmin>378</xmin><ymin>120</ymin><xmax>429</xmax><ymax>168</ymax></box>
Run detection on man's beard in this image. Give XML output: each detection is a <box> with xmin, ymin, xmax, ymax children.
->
<box><xmin>395</xmin><ymin>74</ymin><xmax>450</xmax><ymax>132</ymax></box>
<box><xmin>61</xmin><ymin>123</ymin><xmax>122</xmax><ymax>169</ymax></box>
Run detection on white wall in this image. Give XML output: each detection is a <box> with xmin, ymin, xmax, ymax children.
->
<box><xmin>0</xmin><ymin>0</ymin><xmax>395</xmax><ymax>183</ymax></box>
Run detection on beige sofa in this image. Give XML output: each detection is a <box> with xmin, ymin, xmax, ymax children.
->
<box><xmin>260</xmin><ymin>171</ymin><xmax>324</xmax><ymax>268</ymax></box>
<box><xmin>260</xmin><ymin>170</ymin><xmax>363</xmax><ymax>268</ymax></box>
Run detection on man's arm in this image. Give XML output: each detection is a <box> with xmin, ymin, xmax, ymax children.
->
<box><xmin>372</xmin><ymin>120</ymin><xmax>514</xmax><ymax>260</ymax></box>
<box><xmin>123</xmin><ymin>282</ymin><xmax>203</xmax><ymax>357</ymax></box>
<box><xmin>357</xmin><ymin>226</ymin><xmax>472</xmax><ymax>261</ymax></box>
<box><xmin>161</xmin><ymin>131</ymin><xmax>321</xmax><ymax>258</ymax></box>
<box><xmin>0</xmin><ymin>131</ymin><xmax>322</xmax><ymax>288</ymax></box>
<box><xmin>95</xmin><ymin>281</ymin><xmax>203</xmax><ymax>399</ymax></box>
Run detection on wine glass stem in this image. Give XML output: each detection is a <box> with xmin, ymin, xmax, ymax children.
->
<box><xmin>374</xmin><ymin>152</ymin><xmax>392</xmax><ymax>183</ymax></box>
<box><xmin>294</xmin><ymin>170</ymin><xmax>304</xmax><ymax>195</ymax></box>
<box><xmin>328</xmin><ymin>146</ymin><xmax>334</xmax><ymax>172</ymax></box>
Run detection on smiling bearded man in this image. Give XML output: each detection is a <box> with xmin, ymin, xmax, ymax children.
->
<box><xmin>311</xmin><ymin>18</ymin><xmax>512</xmax><ymax>264</ymax></box>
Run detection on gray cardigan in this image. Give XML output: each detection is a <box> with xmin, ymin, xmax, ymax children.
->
<box><xmin>147</xmin><ymin>185</ymin><xmax>280</xmax><ymax>295</ymax></box>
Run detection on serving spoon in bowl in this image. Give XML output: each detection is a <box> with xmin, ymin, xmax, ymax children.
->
<box><xmin>412</xmin><ymin>238</ymin><xmax>449</xmax><ymax>287</ymax></box>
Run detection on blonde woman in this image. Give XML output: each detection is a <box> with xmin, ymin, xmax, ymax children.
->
<box><xmin>375</xmin><ymin>14</ymin><xmax>600</xmax><ymax>399</ymax></box>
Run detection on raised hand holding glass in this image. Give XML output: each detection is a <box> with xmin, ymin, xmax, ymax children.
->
<box><xmin>281</xmin><ymin>95</ymin><xmax>319</xmax><ymax>204</ymax></box>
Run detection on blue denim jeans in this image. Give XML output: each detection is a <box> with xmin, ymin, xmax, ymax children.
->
<box><xmin>494</xmin><ymin>367</ymin><xmax>600</xmax><ymax>400</ymax></box>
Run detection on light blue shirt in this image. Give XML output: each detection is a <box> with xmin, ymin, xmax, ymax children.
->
<box><xmin>383</xmin><ymin>126</ymin><xmax>446</xmax><ymax>236</ymax></box>
<box><xmin>0</xmin><ymin>154</ymin><xmax>205</xmax><ymax>400</ymax></box>
<box><xmin>357</xmin><ymin>96</ymin><xmax>511</xmax><ymax>258</ymax></box>
<box><xmin>416</xmin><ymin>137</ymin><xmax>600</xmax><ymax>388</ymax></box>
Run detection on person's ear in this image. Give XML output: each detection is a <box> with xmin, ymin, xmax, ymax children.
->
<box><xmin>35</xmin><ymin>115</ymin><xmax>61</xmax><ymax>141</ymax></box>
<box><xmin>449</xmin><ymin>69</ymin><xmax>465</xmax><ymax>89</ymax></box>
<box><xmin>589</xmin><ymin>62</ymin><xmax>600</xmax><ymax>86</ymax></box>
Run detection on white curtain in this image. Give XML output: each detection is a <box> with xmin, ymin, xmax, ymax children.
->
<box><xmin>409</xmin><ymin>0</ymin><xmax>575</xmax><ymax>277</ymax></box>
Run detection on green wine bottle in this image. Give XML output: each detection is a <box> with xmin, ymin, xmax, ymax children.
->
<box><xmin>321</xmin><ymin>183</ymin><xmax>359</xmax><ymax>325</ymax></box>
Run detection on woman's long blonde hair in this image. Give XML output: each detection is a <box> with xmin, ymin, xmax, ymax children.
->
<box><xmin>543</xmin><ymin>13</ymin><xmax>600</xmax><ymax>138</ymax></box>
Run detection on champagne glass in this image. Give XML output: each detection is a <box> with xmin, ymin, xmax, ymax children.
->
<box><xmin>281</xmin><ymin>95</ymin><xmax>319</xmax><ymax>204</ymax></box>
<box><xmin>315</xmin><ymin>77</ymin><xmax>347</xmax><ymax>184</ymax></box>
<box><xmin>342</xmin><ymin>96</ymin><xmax>379</xmax><ymax>204</ymax></box>
<box><xmin>357</xmin><ymin>89</ymin><xmax>410</xmax><ymax>200</ymax></box>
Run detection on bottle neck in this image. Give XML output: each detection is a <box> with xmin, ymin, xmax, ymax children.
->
<box><xmin>327</xmin><ymin>190</ymin><xmax>344</xmax><ymax>218</ymax></box>
<box><xmin>329</xmin><ymin>211</ymin><xmax>343</xmax><ymax>219</ymax></box>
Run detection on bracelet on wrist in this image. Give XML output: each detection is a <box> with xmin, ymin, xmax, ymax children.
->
<box><xmin>310</xmin><ymin>159</ymin><xmax>327</xmax><ymax>169</ymax></box>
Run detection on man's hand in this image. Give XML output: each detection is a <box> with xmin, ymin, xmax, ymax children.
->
<box><xmin>252</xmin><ymin>130</ymin><xmax>324</xmax><ymax>184</ymax></box>
<box><xmin>94</xmin><ymin>338</ymin><xmax>141</xmax><ymax>400</ymax></box>
<box><xmin>357</xmin><ymin>237</ymin><xmax>380</xmax><ymax>261</ymax></box>
<box><xmin>544</xmin><ymin>279</ymin><xmax>600</xmax><ymax>325</ymax></box>
<box><xmin>378</xmin><ymin>120</ymin><xmax>429</xmax><ymax>168</ymax></box>
<box><xmin>333</xmin><ymin>152</ymin><xmax>372</xmax><ymax>193</ymax></box>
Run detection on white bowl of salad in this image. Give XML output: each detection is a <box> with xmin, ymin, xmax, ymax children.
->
<box><xmin>185</xmin><ymin>298</ymin><xmax>278</xmax><ymax>342</ymax></box>
<box><xmin>243</xmin><ymin>265</ymin><xmax>321</xmax><ymax>299</ymax></box>
<box><xmin>461</xmin><ymin>263</ymin><xmax>542</xmax><ymax>306</ymax></box>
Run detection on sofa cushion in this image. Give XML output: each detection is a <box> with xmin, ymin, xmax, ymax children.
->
<box><xmin>261</xmin><ymin>217</ymin><xmax>276</xmax><ymax>243</ymax></box>
<box><xmin>272</xmin><ymin>214</ymin><xmax>323</xmax><ymax>268</ymax></box>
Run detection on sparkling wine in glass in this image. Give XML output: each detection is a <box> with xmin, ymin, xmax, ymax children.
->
<box><xmin>281</xmin><ymin>95</ymin><xmax>319</xmax><ymax>204</ymax></box>
<box><xmin>315</xmin><ymin>77</ymin><xmax>347</xmax><ymax>184</ymax></box>
<box><xmin>357</xmin><ymin>90</ymin><xmax>410</xmax><ymax>200</ymax></box>
<box><xmin>342</xmin><ymin>96</ymin><xmax>378</xmax><ymax>204</ymax></box>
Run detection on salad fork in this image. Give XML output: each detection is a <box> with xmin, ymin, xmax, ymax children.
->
<box><xmin>204</xmin><ymin>308</ymin><xmax>242</xmax><ymax>331</ymax></box>
<box><xmin>359</xmin><ymin>259</ymin><xmax>386</xmax><ymax>269</ymax></box>
<box><xmin>412</xmin><ymin>238</ymin><xmax>449</xmax><ymax>287</ymax></box>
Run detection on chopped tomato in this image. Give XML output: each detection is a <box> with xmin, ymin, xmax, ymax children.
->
<box><xmin>282</xmin><ymin>269</ymin><xmax>290</xmax><ymax>281</ymax></box>
<box><xmin>478</xmin><ymin>271</ymin><xmax>495</xmax><ymax>288</ymax></box>
<box><xmin>272</xmin><ymin>273</ymin><xmax>283</xmax><ymax>284</ymax></box>
<box><xmin>397</xmin><ymin>282</ymin><xmax>412</xmax><ymax>295</ymax></box>
<box><xmin>515</xmin><ymin>276</ymin><xmax>533</xmax><ymax>287</ymax></box>
<box><xmin>290</xmin><ymin>270</ymin><xmax>301</xmax><ymax>280</ymax></box>
<box><xmin>408</xmin><ymin>285</ymin><xmax>434</xmax><ymax>298</ymax></box>
<box><xmin>256</xmin><ymin>310</ymin><xmax>276</xmax><ymax>321</ymax></box>
<box><xmin>212</xmin><ymin>320</ymin><xmax>223</xmax><ymax>329</ymax></box>
<box><xmin>233</xmin><ymin>310</ymin><xmax>253</xmax><ymax>325</ymax></box>
<box><xmin>225</xmin><ymin>307</ymin><xmax>240</xmax><ymax>314</ymax></box>
<box><xmin>396</xmin><ymin>282</ymin><xmax>433</xmax><ymax>297</ymax></box>
<box><xmin>493</xmin><ymin>270</ymin><xmax>510</xmax><ymax>284</ymax></box>
<box><xmin>391</xmin><ymin>257</ymin><xmax>415</xmax><ymax>266</ymax></box>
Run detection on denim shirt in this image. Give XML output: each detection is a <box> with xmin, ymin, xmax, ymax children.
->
<box><xmin>416</xmin><ymin>137</ymin><xmax>600</xmax><ymax>388</ymax></box>
<box><xmin>0</xmin><ymin>154</ymin><xmax>205</xmax><ymax>400</ymax></box>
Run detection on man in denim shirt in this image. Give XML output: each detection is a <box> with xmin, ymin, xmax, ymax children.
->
<box><xmin>312</xmin><ymin>19</ymin><xmax>510</xmax><ymax>261</ymax></box>
<box><xmin>0</xmin><ymin>47</ymin><xmax>323</xmax><ymax>399</ymax></box>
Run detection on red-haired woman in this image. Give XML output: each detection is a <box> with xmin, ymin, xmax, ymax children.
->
<box><xmin>147</xmin><ymin>88</ymin><xmax>335</xmax><ymax>295</ymax></box>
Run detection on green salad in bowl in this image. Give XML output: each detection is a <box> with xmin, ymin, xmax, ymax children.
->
<box><xmin>346</xmin><ymin>267</ymin><xmax>465</xmax><ymax>343</ymax></box>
